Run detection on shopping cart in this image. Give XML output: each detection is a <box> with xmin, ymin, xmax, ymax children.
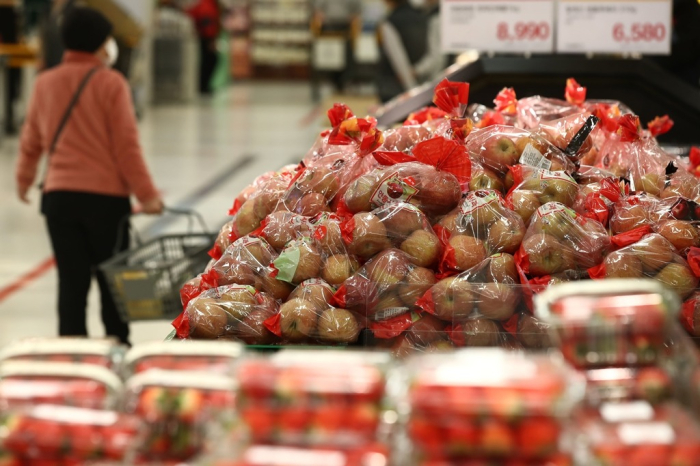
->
<box><xmin>100</xmin><ymin>208</ymin><xmax>215</xmax><ymax>322</ymax></box>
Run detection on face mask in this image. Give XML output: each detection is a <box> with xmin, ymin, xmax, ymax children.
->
<box><xmin>105</xmin><ymin>37</ymin><xmax>119</xmax><ymax>67</ymax></box>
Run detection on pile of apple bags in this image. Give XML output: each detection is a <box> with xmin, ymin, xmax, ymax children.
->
<box><xmin>173</xmin><ymin>78</ymin><xmax>700</xmax><ymax>355</ymax></box>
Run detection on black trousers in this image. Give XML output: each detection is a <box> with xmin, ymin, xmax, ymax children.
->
<box><xmin>199</xmin><ymin>38</ymin><xmax>219</xmax><ymax>94</ymax></box>
<box><xmin>42</xmin><ymin>192</ymin><xmax>131</xmax><ymax>344</ymax></box>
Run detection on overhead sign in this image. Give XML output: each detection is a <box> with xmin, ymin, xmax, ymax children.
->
<box><xmin>556</xmin><ymin>0</ymin><xmax>672</xmax><ymax>55</ymax></box>
<box><xmin>441</xmin><ymin>0</ymin><xmax>555</xmax><ymax>53</ymax></box>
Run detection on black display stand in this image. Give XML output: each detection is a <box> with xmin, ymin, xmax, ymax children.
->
<box><xmin>375</xmin><ymin>56</ymin><xmax>700</xmax><ymax>147</ymax></box>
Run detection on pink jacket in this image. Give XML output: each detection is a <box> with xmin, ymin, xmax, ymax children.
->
<box><xmin>16</xmin><ymin>51</ymin><xmax>158</xmax><ymax>203</ymax></box>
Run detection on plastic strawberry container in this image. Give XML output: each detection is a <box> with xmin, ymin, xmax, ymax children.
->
<box><xmin>0</xmin><ymin>404</ymin><xmax>143</xmax><ymax>464</ymax></box>
<box><xmin>124</xmin><ymin>370</ymin><xmax>237</xmax><ymax>462</ymax></box>
<box><xmin>236</xmin><ymin>350</ymin><xmax>393</xmax><ymax>447</ymax></box>
<box><xmin>123</xmin><ymin>340</ymin><xmax>244</xmax><ymax>376</ymax></box>
<box><xmin>0</xmin><ymin>361</ymin><xmax>123</xmax><ymax>410</ymax></box>
<box><xmin>204</xmin><ymin>444</ymin><xmax>390</xmax><ymax>466</ymax></box>
<box><xmin>0</xmin><ymin>338</ymin><xmax>125</xmax><ymax>371</ymax></box>
<box><xmin>403</xmin><ymin>349</ymin><xmax>583</xmax><ymax>461</ymax></box>
<box><xmin>580</xmin><ymin>401</ymin><xmax>700</xmax><ymax>466</ymax></box>
<box><xmin>535</xmin><ymin>279</ymin><xmax>680</xmax><ymax>368</ymax></box>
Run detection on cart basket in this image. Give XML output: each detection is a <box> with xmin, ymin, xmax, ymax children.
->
<box><xmin>99</xmin><ymin>208</ymin><xmax>215</xmax><ymax>322</ymax></box>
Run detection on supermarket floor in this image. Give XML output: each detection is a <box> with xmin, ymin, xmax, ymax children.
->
<box><xmin>0</xmin><ymin>82</ymin><xmax>327</xmax><ymax>346</ymax></box>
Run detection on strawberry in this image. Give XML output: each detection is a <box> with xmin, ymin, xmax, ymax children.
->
<box><xmin>593</xmin><ymin>445</ymin><xmax>627</xmax><ymax>466</ymax></box>
<box><xmin>627</xmin><ymin>444</ymin><xmax>671</xmax><ymax>466</ymax></box>
<box><xmin>277</xmin><ymin>405</ymin><xmax>310</xmax><ymax>433</ymax></box>
<box><xmin>635</xmin><ymin>367</ymin><xmax>671</xmax><ymax>405</ymax></box>
<box><xmin>312</xmin><ymin>403</ymin><xmax>345</xmax><ymax>433</ymax></box>
<box><xmin>408</xmin><ymin>415</ymin><xmax>443</xmax><ymax>454</ymax></box>
<box><xmin>480</xmin><ymin>419</ymin><xmax>515</xmax><ymax>455</ymax></box>
<box><xmin>241</xmin><ymin>405</ymin><xmax>275</xmax><ymax>441</ymax></box>
<box><xmin>445</xmin><ymin>418</ymin><xmax>479</xmax><ymax>454</ymax></box>
<box><xmin>177</xmin><ymin>388</ymin><xmax>205</xmax><ymax>423</ymax></box>
<box><xmin>669</xmin><ymin>443</ymin><xmax>700</xmax><ymax>466</ymax></box>
<box><xmin>347</xmin><ymin>402</ymin><xmax>380</xmax><ymax>435</ymax></box>
<box><xmin>516</xmin><ymin>417</ymin><xmax>560</xmax><ymax>457</ymax></box>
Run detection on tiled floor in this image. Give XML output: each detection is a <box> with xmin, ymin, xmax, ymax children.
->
<box><xmin>0</xmin><ymin>82</ymin><xmax>323</xmax><ymax>346</ymax></box>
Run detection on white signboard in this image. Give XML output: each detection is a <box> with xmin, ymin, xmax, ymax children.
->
<box><xmin>556</xmin><ymin>0</ymin><xmax>672</xmax><ymax>54</ymax></box>
<box><xmin>441</xmin><ymin>0</ymin><xmax>555</xmax><ymax>53</ymax></box>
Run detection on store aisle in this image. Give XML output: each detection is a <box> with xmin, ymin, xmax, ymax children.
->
<box><xmin>0</xmin><ymin>82</ymin><xmax>320</xmax><ymax>346</ymax></box>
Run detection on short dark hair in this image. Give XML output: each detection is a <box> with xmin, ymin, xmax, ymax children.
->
<box><xmin>61</xmin><ymin>7</ymin><xmax>113</xmax><ymax>54</ymax></box>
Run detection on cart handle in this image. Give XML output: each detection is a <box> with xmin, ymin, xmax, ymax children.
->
<box><xmin>114</xmin><ymin>207</ymin><xmax>211</xmax><ymax>255</ymax></box>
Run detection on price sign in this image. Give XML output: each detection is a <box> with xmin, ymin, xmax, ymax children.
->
<box><xmin>441</xmin><ymin>0</ymin><xmax>555</xmax><ymax>53</ymax></box>
<box><xmin>556</xmin><ymin>0</ymin><xmax>671</xmax><ymax>54</ymax></box>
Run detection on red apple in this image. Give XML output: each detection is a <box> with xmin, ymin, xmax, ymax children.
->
<box><xmin>516</xmin><ymin>313</ymin><xmax>551</xmax><ymax>349</ymax></box>
<box><xmin>344</xmin><ymin>173</ymin><xmax>381</xmax><ymax>213</ymax></box>
<box><xmin>263</xmin><ymin>212</ymin><xmax>307</xmax><ymax>250</ymax></box>
<box><xmin>379</xmin><ymin>203</ymin><xmax>428</xmax><ymax>239</ymax></box>
<box><xmin>399</xmin><ymin>266</ymin><xmax>437</xmax><ymax>307</ymax></box>
<box><xmin>632</xmin><ymin>234</ymin><xmax>676</xmax><ymax>273</ymax></box>
<box><xmin>294</xmin><ymin>192</ymin><xmax>329</xmax><ymax>217</ymax></box>
<box><xmin>314</xmin><ymin>216</ymin><xmax>344</xmax><ymax>254</ymax></box>
<box><xmin>348</xmin><ymin>213</ymin><xmax>391</xmax><ymax>259</ymax></box>
<box><xmin>522</xmin><ymin>234</ymin><xmax>575</xmax><ymax>276</ymax></box>
<box><xmin>657</xmin><ymin>220</ymin><xmax>700</xmax><ymax>251</ymax></box>
<box><xmin>401</xmin><ymin>230</ymin><xmax>441</xmax><ymax>267</ymax></box>
<box><xmin>279</xmin><ymin>298</ymin><xmax>318</xmax><ymax>341</ymax></box>
<box><xmin>220</xmin><ymin>287</ymin><xmax>259</xmax><ymax>320</ymax></box>
<box><xmin>317</xmin><ymin>308</ymin><xmax>360</xmax><ymax>343</ymax></box>
<box><xmin>655</xmin><ymin>263</ymin><xmax>698</xmax><ymax>299</ymax></box>
<box><xmin>187</xmin><ymin>298</ymin><xmax>229</xmax><ymax>339</ymax></box>
<box><xmin>475</xmin><ymin>283</ymin><xmax>520</xmax><ymax>321</ymax></box>
<box><xmin>295</xmin><ymin>166</ymin><xmax>340</xmax><ymax>199</ymax></box>
<box><xmin>234</xmin><ymin>308</ymin><xmax>278</xmax><ymax>345</ymax></box>
<box><xmin>487</xmin><ymin>253</ymin><xmax>518</xmax><ymax>283</ymax></box>
<box><xmin>510</xmin><ymin>191</ymin><xmax>541</xmax><ymax>225</ymax></box>
<box><xmin>634</xmin><ymin>173</ymin><xmax>663</xmax><ymax>197</ymax></box>
<box><xmin>610</xmin><ymin>203</ymin><xmax>650</xmax><ymax>235</ymax></box>
<box><xmin>449</xmin><ymin>235</ymin><xmax>488</xmax><ymax>271</ymax></box>
<box><xmin>461</xmin><ymin>318</ymin><xmax>502</xmax><ymax>346</ymax></box>
<box><xmin>406</xmin><ymin>314</ymin><xmax>447</xmax><ymax>346</ymax></box>
<box><xmin>469</xmin><ymin>166</ymin><xmax>505</xmax><ymax>193</ymax></box>
<box><xmin>481</xmin><ymin>136</ymin><xmax>519</xmax><ymax>174</ymax></box>
<box><xmin>487</xmin><ymin>217</ymin><xmax>525</xmax><ymax>254</ymax></box>
<box><xmin>321</xmin><ymin>254</ymin><xmax>360</xmax><ymax>286</ymax></box>
<box><xmin>366</xmin><ymin>249</ymin><xmax>412</xmax><ymax>287</ymax></box>
<box><xmin>431</xmin><ymin>277</ymin><xmax>475</xmax><ymax>322</ymax></box>
<box><xmin>288</xmin><ymin>279</ymin><xmax>335</xmax><ymax>311</ymax></box>
<box><xmin>603</xmin><ymin>251</ymin><xmax>643</xmax><ymax>278</ymax></box>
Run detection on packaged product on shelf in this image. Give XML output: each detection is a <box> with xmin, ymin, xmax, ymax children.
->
<box><xmin>535</xmin><ymin>279</ymin><xmax>681</xmax><ymax>368</ymax></box>
<box><xmin>517</xmin><ymin>202</ymin><xmax>610</xmax><ymax>279</ymax></box>
<box><xmin>124</xmin><ymin>369</ymin><xmax>237</xmax><ymax>462</ymax></box>
<box><xmin>380</xmin><ymin>124</ymin><xmax>434</xmax><ymax>153</ymax></box>
<box><xmin>203</xmin><ymin>444</ymin><xmax>390</xmax><ymax>466</ymax></box>
<box><xmin>577</xmin><ymin>401</ymin><xmax>700</xmax><ymax>466</ymax></box>
<box><xmin>0</xmin><ymin>338</ymin><xmax>124</xmax><ymax>370</ymax></box>
<box><xmin>589</xmin><ymin>233</ymin><xmax>699</xmax><ymax>299</ymax></box>
<box><xmin>263</xmin><ymin>278</ymin><xmax>363</xmax><ymax>345</ymax></box>
<box><xmin>466</xmin><ymin>124</ymin><xmax>576</xmax><ymax>177</ymax></box>
<box><xmin>583</xmin><ymin>367</ymin><xmax>675</xmax><ymax>407</ymax></box>
<box><xmin>0</xmin><ymin>404</ymin><xmax>143</xmax><ymax>464</ymax></box>
<box><xmin>0</xmin><ymin>361</ymin><xmax>123</xmax><ymax>410</ymax></box>
<box><xmin>175</xmin><ymin>284</ymin><xmax>280</xmax><ymax>344</ymax></box>
<box><xmin>236</xmin><ymin>350</ymin><xmax>392</xmax><ymax>447</ymax></box>
<box><xmin>123</xmin><ymin>340</ymin><xmax>244</xmax><ymax>376</ymax></box>
<box><xmin>343</xmin><ymin>136</ymin><xmax>469</xmax><ymax>218</ymax></box>
<box><xmin>401</xmin><ymin>349</ymin><xmax>583</xmax><ymax>464</ymax></box>
<box><xmin>572</xmin><ymin>176</ymin><xmax>626</xmax><ymax>227</ymax></box>
<box><xmin>608</xmin><ymin>195</ymin><xmax>675</xmax><ymax>236</ymax></box>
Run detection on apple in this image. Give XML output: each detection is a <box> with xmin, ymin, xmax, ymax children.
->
<box><xmin>436</xmin><ymin>211</ymin><xmax>464</xmax><ymax>237</ymax></box>
<box><xmin>487</xmin><ymin>217</ymin><xmax>525</xmax><ymax>255</ymax></box>
<box><xmin>449</xmin><ymin>235</ymin><xmax>488</xmax><ymax>271</ymax></box>
<box><xmin>634</xmin><ymin>174</ymin><xmax>663</xmax><ymax>197</ymax></box>
<box><xmin>321</xmin><ymin>254</ymin><xmax>360</xmax><ymax>286</ymax></box>
<box><xmin>401</xmin><ymin>230</ymin><xmax>441</xmax><ymax>267</ymax></box>
<box><xmin>285</xmin><ymin>240</ymin><xmax>322</xmax><ymax>284</ymax></box>
<box><xmin>344</xmin><ymin>173</ymin><xmax>380</xmax><ymax>213</ymax></box>
<box><xmin>215</xmin><ymin>262</ymin><xmax>257</xmax><ymax>287</ymax></box>
<box><xmin>655</xmin><ymin>263</ymin><xmax>698</xmax><ymax>299</ymax></box>
<box><xmin>515</xmin><ymin>136</ymin><xmax>549</xmax><ymax>156</ymax></box>
<box><xmin>398</xmin><ymin>266</ymin><xmax>437</xmax><ymax>307</ymax></box>
<box><xmin>657</xmin><ymin>220</ymin><xmax>700</xmax><ymax>251</ymax></box>
<box><xmin>537</xmin><ymin>175</ymin><xmax>578</xmax><ymax>207</ymax></box>
<box><xmin>263</xmin><ymin>212</ymin><xmax>306</xmax><ymax>250</ymax></box>
<box><xmin>481</xmin><ymin>136</ymin><xmax>519</xmax><ymax>174</ymax></box>
<box><xmin>504</xmin><ymin>169</ymin><xmax>515</xmax><ymax>192</ymax></box>
<box><xmin>522</xmin><ymin>234</ymin><xmax>575</xmax><ymax>276</ymax></box>
<box><xmin>610</xmin><ymin>203</ymin><xmax>650</xmax><ymax>235</ymax></box>
<box><xmin>409</xmin><ymin>168</ymin><xmax>462</xmax><ymax>216</ymax></box>
<box><xmin>256</xmin><ymin>270</ymin><xmax>294</xmax><ymax>300</ymax></box>
<box><xmin>536</xmin><ymin>204</ymin><xmax>577</xmax><ymax>241</ymax></box>
<box><xmin>279</xmin><ymin>298</ymin><xmax>319</xmax><ymax>342</ymax></box>
<box><xmin>187</xmin><ymin>298</ymin><xmax>229</xmax><ymax>339</ymax></box>
<box><xmin>390</xmin><ymin>334</ymin><xmax>417</xmax><ymax>358</ymax></box>
<box><xmin>406</xmin><ymin>314</ymin><xmax>446</xmax><ymax>346</ymax></box>
<box><xmin>341</xmin><ymin>273</ymin><xmax>379</xmax><ymax>313</ymax></box>
<box><xmin>241</xmin><ymin>239</ymin><xmax>274</xmax><ymax>267</ymax></box>
<box><xmin>425</xmin><ymin>339</ymin><xmax>455</xmax><ymax>352</ymax></box>
<box><xmin>475</xmin><ymin>283</ymin><xmax>519</xmax><ymax>321</ymax></box>
<box><xmin>289</xmin><ymin>280</ymin><xmax>335</xmax><ymax>311</ymax></box>
<box><xmin>220</xmin><ymin>287</ymin><xmax>258</xmax><ymax>321</ymax></box>
<box><xmin>431</xmin><ymin>277</ymin><xmax>475</xmax><ymax>322</ymax></box>
<box><xmin>632</xmin><ymin>234</ymin><xmax>675</xmax><ymax>273</ymax></box>
<box><xmin>215</xmin><ymin>221</ymin><xmax>234</xmax><ymax>254</ymax></box>
<box><xmin>366</xmin><ymin>249</ymin><xmax>412</xmax><ymax>287</ymax></box>
<box><xmin>516</xmin><ymin>313</ymin><xmax>551</xmax><ymax>349</ymax></box>
<box><xmin>603</xmin><ymin>251</ymin><xmax>643</xmax><ymax>278</ymax></box>
<box><xmin>234</xmin><ymin>308</ymin><xmax>278</xmax><ymax>345</ymax></box>
<box><xmin>294</xmin><ymin>192</ymin><xmax>329</xmax><ymax>217</ymax></box>
<box><xmin>487</xmin><ymin>253</ymin><xmax>518</xmax><ymax>283</ymax></box>
<box><xmin>380</xmin><ymin>203</ymin><xmax>427</xmax><ymax>239</ymax></box>
<box><xmin>510</xmin><ymin>191</ymin><xmax>541</xmax><ymax>225</ymax></box>
<box><xmin>317</xmin><ymin>308</ymin><xmax>360</xmax><ymax>343</ymax></box>
<box><xmin>295</xmin><ymin>166</ymin><xmax>340</xmax><ymax>200</ymax></box>
<box><xmin>234</xmin><ymin>200</ymin><xmax>265</xmax><ymax>237</ymax></box>
<box><xmin>461</xmin><ymin>318</ymin><xmax>502</xmax><ymax>347</ymax></box>
<box><xmin>347</xmin><ymin>213</ymin><xmax>391</xmax><ymax>259</ymax></box>
<box><xmin>469</xmin><ymin>166</ymin><xmax>505</xmax><ymax>193</ymax></box>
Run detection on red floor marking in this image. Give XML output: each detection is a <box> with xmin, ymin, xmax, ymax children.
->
<box><xmin>0</xmin><ymin>257</ymin><xmax>56</xmax><ymax>304</ymax></box>
<box><xmin>298</xmin><ymin>104</ymin><xmax>322</xmax><ymax>128</ymax></box>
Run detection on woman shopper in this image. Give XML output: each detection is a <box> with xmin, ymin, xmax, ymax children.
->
<box><xmin>15</xmin><ymin>7</ymin><xmax>163</xmax><ymax>345</ymax></box>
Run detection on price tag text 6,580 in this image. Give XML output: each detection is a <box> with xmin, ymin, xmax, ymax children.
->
<box><xmin>497</xmin><ymin>22</ymin><xmax>551</xmax><ymax>41</ymax></box>
<box><xmin>612</xmin><ymin>22</ymin><xmax>666</xmax><ymax>43</ymax></box>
